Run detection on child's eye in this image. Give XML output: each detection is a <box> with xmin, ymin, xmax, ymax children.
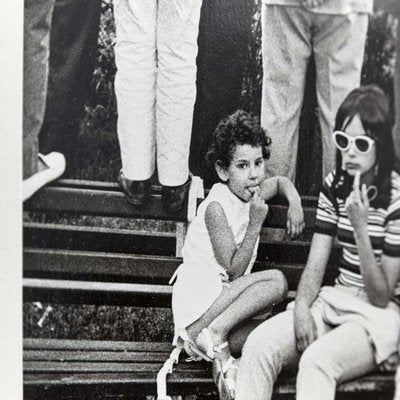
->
<box><xmin>255</xmin><ymin>160</ymin><xmax>263</xmax><ymax>167</ymax></box>
<box><xmin>237</xmin><ymin>163</ymin><xmax>247</xmax><ymax>169</ymax></box>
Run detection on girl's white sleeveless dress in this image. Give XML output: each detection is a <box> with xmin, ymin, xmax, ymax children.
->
<box><xmin>171</xmin><ymin>183</ymin><xmax>259</xmax><ymax>344</ymax></box>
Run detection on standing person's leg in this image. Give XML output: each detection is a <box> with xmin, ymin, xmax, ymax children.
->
<box><xmin>235</xmin><ymin>310</ymin><xmax>301</xmax><ymax>400</ymax></box>
<box><xmin>261</xmin><ymin>5</ymin><xmax>311</xmax><ymax>182</ymax></box>
<box><xmin>313</xmin><ymin>12</ymin><xmax>368</xmax><ymax>181</ymax></box>
<box><xmin>156</xmin><ymin>0</ymin><xmax>202</xmax><ymax>211</ymax></box>
<box><xmin>297</xmin><ymin>322</ymin><xmax>376</xmax><ymax>400</ymax></box>
<box><xmin>114</xmin><ymin>0</ymin><xmax>157</xmax><ymax>201</ymax></box>
<box><xmin>23</xmin><ymin>0</ymin><xmax>56</xmax><ymax>179</ymax></box>
<box><xmin>39</xmin><ymin>0</ymin><xmax>102</xmax><ymax>177</ymax></box>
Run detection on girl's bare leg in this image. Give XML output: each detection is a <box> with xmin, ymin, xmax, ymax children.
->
<box><xmin>186</xmin><ymin>269</ymin><xmax>287</xmax><ymax>342</ymax></box>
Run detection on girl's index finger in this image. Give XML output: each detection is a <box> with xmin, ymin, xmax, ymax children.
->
<box><xmin>353</xmin><ymin>170</ymin><xmax>361</xmax><ymax>192</ymax></box>
<box><xmin>361</xmin><ymin>184</ymin><xmax>370</xmax><ymax>207</ymax></box>
<box><xmin>251</xmin><ymin>190</ymin><xmax>261</xmax><ymax>206</ymax></box>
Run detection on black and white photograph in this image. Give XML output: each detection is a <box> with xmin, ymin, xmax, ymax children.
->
<box><xmin>5</xmin><ymin>0</ymin><xmax>400</xmax><ymax>399</ymax></box>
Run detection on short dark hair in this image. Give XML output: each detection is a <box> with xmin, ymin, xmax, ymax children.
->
<box><xmin>206</xmin><ymin>110</ymin><xmax>271</xmax><ymax>169</ymax></box>
<box><xmin>333</xmin><ymin>85</ymin><xmax>394</xmax><ymax>208</ymax></box>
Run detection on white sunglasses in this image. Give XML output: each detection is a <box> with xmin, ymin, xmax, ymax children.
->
<box><xmin>333</xmin><ymin>131</ymin><xmax>375</xmax><ymax>154</ymax></box>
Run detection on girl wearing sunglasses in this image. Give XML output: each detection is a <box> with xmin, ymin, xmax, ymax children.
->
<box><xmin>235</xmin><ymin>85</ymin><xmax>400</xmax><ymax>400</ymax></box>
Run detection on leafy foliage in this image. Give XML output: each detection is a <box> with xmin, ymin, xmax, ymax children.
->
<box><xmin>24</xmin><ymin>303</ymin><xmax>173</xmax><ymax>342</ymax></box>
<box><xmin>362</xmin><ymin>11</ymin><xmax>397</xmax><ymax>107</ymax></box>
<box><xmin>84</xmin><ymin>0</ymin><xmax>117</xmax><ymax>129</ymax></box>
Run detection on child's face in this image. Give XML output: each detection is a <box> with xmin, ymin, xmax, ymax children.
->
<box><xmin>338</xmin><ymin>114</ymin><xmax>377</xmax><ymax>177</ymax></box>
<box><xmin>217</xmin><ymin>144</ymin><xmax>265</xmax><ymax>202</ymax></box>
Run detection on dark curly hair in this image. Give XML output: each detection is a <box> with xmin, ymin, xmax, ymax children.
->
<box><xmin>332</xmin><ymin>85</ymin><xmax>394</xmax><ymax>208</ymax></box>
<box><xmin>206</xmin><ymin>110</ymin><xmax>271</xmax><ymax>169</ymax></box>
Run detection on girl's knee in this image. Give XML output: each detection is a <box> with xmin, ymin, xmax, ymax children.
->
<box><xmin>253</xmin><ymin>270</ymin><xmax>288</xmax><ymax>302</ymax></box>
<box><xmin>267</xmin><ymin>269</ymin><xmax>288</xmax><ymax>300</ymax></box>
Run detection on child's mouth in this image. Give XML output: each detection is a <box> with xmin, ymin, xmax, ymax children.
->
<box><xmin>247</xmin><ymin>185</ymin><xmax>259</xmax><ymax>194</ymax></box>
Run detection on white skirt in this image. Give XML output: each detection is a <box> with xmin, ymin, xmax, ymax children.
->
<box><xmin>171</xmin><ymin>262</ymin><xmax>226</xmax><ymax>345</ymax></box>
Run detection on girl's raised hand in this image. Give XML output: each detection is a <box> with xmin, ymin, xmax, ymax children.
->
<box><xmin>345</xmin><ymin>171</ymin><xmax>369</xmax><ymax>230</ymax></box>
<box><xmin>249</xmin><ymin>187</ymin><xmax>269</xmax><ymax>227</ymax></box>
<box><xmin>287</xmin><ymin>202</ymin><xmax>305</xmax><ymax>239</ymax></box>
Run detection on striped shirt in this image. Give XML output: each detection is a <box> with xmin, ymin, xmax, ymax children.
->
<box><xmin>315</xmin><ymin>171</ymin><xmax>400</xmax><ymax>297</ymax></box>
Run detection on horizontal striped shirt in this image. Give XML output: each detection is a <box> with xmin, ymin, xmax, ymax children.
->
<box><xmin>315</xmin><ymin>171</ymin><xmax>400</xmax><ymax>297</ymax></box>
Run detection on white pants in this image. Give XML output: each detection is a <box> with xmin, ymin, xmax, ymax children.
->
<box><xmin>114</xmin><ymin>0</ymin><xmax>202</xmax><ymax>186</ymax></box>
<box><xmin>235</xmin><ymin>285</ymin><xmax>400</xmax><ymax>400</ymax></box>
<box><xmin>261</xmin><ymin>5</ymin><xmax>368</xmax><ymax>182</ymax></box>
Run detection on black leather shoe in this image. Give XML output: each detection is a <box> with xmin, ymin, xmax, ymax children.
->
<box><xmin>118</xmin><ymin>170</ymin><xmax>151</xmax><ymax>206</ymax></box>
<box><xmin>162</xmin><ymin>176</ymin><xmax>192</xmax><ymax>213</ymax></box>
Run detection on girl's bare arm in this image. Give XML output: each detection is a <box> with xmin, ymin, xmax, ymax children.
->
<box><xmin>260</xmin><ymin>176</ymin><xmax>305</xmax><ymax>237</ymax></box>
<box><xmin>205</xmin><ymin>194</ymin><xmax>268</xmax><ymax>280</ymax></box>
<box><xmin>346</xmin><ymin>172</ymin><xmax>400</xmax><ymax>307</ymax></box>
<box><xmin>294</xmin><ymin>233</ymin><xmax>333</xmax><ymax>351</ymax></box>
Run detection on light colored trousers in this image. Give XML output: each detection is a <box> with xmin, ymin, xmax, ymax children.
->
<box><xmin>24</xmin><ymin>0</ymin><xmax>56</xmax><ymax>179</ymax></box>
<box><xmin>113</xmin><ymin>0</ymin><xmax>202</xmax><ymax>186</ymax></box>
<box><xmin>261</xmin><ymin>5</ymin><xmax>368</xmax><ymax>182</ymax></box>
<box><xmin>235</xmin><ymin>288</ymin><xmax>389</xmax><ymax>400</ymax></box>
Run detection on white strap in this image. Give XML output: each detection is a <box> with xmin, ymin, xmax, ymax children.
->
<box><xmin>168</xmin><ymin>263</ymin><xmax>185</xmax><ymax>285</ymax></box>
<box><xmin>156</xmin><ymin>346</ymin><xmax>182</xmax><ymax>400</ymax></box>
<box><xmin>199</xmin><ymin>328</ymin><xmax>229</xmax><ymax>359</ymax></box>
<box><xmin>221</xmin><ymin>356</ymin><xmax>238</xmax><ymax>375</ymax></box>
<box><xmin>214</xmin><ymin>341</ymin><xmax>229</xmax><ymax>354</ymax></box>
